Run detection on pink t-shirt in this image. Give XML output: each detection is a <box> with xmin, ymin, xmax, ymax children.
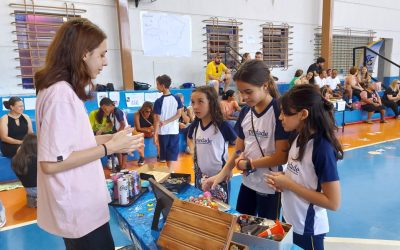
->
<box><xmin>36</xmin><ymin>81</ymin><xmax>110</xmax><ymax>238</ymax></box>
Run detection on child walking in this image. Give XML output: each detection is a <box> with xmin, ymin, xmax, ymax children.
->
<box><xmin>12</xmin><ymin>134</ymin><xmax>37</xmax><ymax>208</ymax></box>
<box><xmin>266</xmin><ymin>84</ymin><xmax>342</xmax><ymax>250</ymax></box>
<box><xmin>153</xmin><ymin>74</ymin><xmax>183</xmax><ymax>172</ymax></box>
<box><xmin>203</xmin><ymin>60</ymin><xmax>290</xmax><ymax>220</ymax></box>
<box><xmin>188</xmin><ymin>86</ymin><xmax>237</xmax><ymax>203</ymax></box>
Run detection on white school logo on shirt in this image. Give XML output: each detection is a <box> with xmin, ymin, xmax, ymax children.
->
<box><xmin>196</xmin><ymin>137</ymin><xmax>212</xmax><ymax>144</ymax></box>
<box><xmin>287</xmin><ymin>161</ymin><xmax>300</xmax><ymax>176</ymax></box>
<box><xmin>248</xmin><ymin>129</ymin><xmax>269</xmax><ymax>138</ymax></box>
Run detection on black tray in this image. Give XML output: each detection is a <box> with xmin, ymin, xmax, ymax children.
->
<box><xmin>109</xmin><ymin>187</ymin><xmax>148</xmax><ymax>207</ymax></box>
<box><xmin>162</xmin><ymin>173</ymin><xmax>191</xmax><ymax>193</ymax></box>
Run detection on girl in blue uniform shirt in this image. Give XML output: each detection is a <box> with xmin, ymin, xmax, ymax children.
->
<box><xmin>203</xmin><ymin>60</ymin><xmax>290</xmax><ymax>220</ymax></box>
<box><xmin>188</xmin><ymin>86</ymin><xmax>237</xmax><ymax>203</ymax></box>
<box><xmin>266</xmin><ymin>84</ymin><xmax>342</xmax><ymax>250</ymax></box>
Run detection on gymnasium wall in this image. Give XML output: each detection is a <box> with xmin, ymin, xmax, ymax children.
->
<box><xmin>0</xmin><ymin>0</ymin><xmax>399</xmax><ymax>96</ymax></box>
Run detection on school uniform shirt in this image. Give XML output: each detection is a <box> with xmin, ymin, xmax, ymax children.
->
<box><xmin>154</xmin><ymin>94</ymin><xmax>183</xmax><ymax>135</ymax></box>
<box><xmin>110</xmin><ymin>108</ymin><xmax>128</xmax><ymax>131</ymax></box>
<box><xmin>188</xmin><ymin>120</ymin><xmax>237</xmax><ymax>177</ymax></box>
<box><xmin>36</xmin><ymin>81</ymin><xmax>110</xmax><ymax>238</ymax></box>
<box><xmin>282</xmin><ymin>134</ymin><xmax>339</xmax><ymax>236</ymax></box>
<box><xmin>327</xmin><ymin>76</ymin><xmax>341</xmax><ymax>90</ymax></box>
<box><xmin>236</xmin><ymin>99</ymin><xmax>290</xmax><ymax>194</ymax></box>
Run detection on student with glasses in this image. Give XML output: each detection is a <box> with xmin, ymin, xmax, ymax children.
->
<box><xmin>134</xmin><ymin>101</ymin><xmax>157</xmax><ymax>165</ymax></box>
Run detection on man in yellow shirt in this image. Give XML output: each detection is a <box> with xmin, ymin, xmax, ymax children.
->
<box><xmin>205</xmin><ymin>54</ymin><xmax>231</xmax><ymax>94</ymax></box>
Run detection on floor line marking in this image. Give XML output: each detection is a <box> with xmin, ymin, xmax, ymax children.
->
<box><xmin>343</xmin><ymin>138</ymin><xmax>400</xmax><ymax>152</ymax></box>
<box><xmin>0</xmin><ymin>220</ymin><xmax>37</xmax><ymax>232</ymax></box>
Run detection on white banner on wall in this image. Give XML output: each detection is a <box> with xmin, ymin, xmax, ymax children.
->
<box><xmin>140</xmin><ymin>11</ymin><xmax>192</xmax><ymax>57</ymax></box>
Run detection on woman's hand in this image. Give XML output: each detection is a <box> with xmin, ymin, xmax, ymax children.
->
<box><xmin>105</xmin><ymin>128</ymin><xmax>144</xmax><ymax>154</ymax></box>
<box><xmin>95</xmin><ymin>129</ymin><xmax>103</xmax><ymax>136</ymax></box>
<box><xmin>265</xmin><ymin>172</ymin><xmax>292</xmax><ymax>192</ymax></box>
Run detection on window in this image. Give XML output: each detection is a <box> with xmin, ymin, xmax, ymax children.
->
<box><xmin>10</xmin><ymin>3</ymin><xmax>85</xmax><ymax>89</ymax></box>
<box><xmin>203</xmin><ymin>18</ymin><xmax>242</xmax><ymax>70</ymax></box>
<box><xmin>314</xmin><ymin>28</ymin><xmax>375</xmax><ymax>74</ymax></box>
<box><xmin>261</xmin><ymin>23</ymin><xmax>292</xmax><ymax>69</ymax></box>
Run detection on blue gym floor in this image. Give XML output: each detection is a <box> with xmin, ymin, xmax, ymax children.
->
<box><xmin>1</xmin><ymin>139</ymin><xmax>399</xmax><ymax>249</ymax></box>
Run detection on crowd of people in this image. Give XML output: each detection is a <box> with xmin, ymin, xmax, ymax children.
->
<box><xmin>1</xmin><ymin>17</ymin><xmax>399</xmax><ymax>250</ymax></box>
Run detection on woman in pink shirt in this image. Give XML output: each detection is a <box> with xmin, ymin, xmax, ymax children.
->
<box><xmin>34</xmin><ymin>18</ymin><xmax>144</xmax><ymax>250</ymax></box>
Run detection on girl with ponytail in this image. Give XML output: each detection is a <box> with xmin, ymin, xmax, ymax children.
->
<box><xmin>266</xmin><ymin>84</ymin><xmax>342</xmax><ymax>250</ymax></box>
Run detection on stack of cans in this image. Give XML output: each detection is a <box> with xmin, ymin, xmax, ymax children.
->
<box><xmin>106</xmin><ymin>170</ymin><xmax>142</xmax><ymax>205</ymax></box>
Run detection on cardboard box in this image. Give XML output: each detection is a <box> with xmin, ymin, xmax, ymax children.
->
<box><xmin>137</xmin><ymin>164</ymin><xmax>171</xmax><ymax>183</ymax></box>
<box><xmin>157</xmin><ymin>199</ymin><xmax>239</xmax><ymax>250</ymax></box>
<box><xmin>232</xmin><ymin>218</ymin><xmax>293</xmax><ymax>250</ymax></box>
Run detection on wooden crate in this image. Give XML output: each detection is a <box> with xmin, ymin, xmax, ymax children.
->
<box><xmin>157</xmin><ymin>199</ymin><xmax>237</xmax><ymax>250</ymax></box>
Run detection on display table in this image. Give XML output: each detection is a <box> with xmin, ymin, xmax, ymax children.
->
<box><xmin>112</xmin><ymin>184</ymin><xmax>300</xmax><ymax>250</ymax></box>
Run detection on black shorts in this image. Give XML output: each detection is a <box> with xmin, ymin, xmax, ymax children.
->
<box><xmin>63</xmin><ymin>222</ymin><xmax>114</xmax><ymax>250</ymax></box>
<box><xmin>361</xmin><ymin>104</ymin><xmax>385</xmax><ymax>112</ymax></box>
<box><xmin>293</xmin><ymin>232</ymin><xmax>325</xmax><ymax>250</ymax></box>
<box><xmin>236</xmin><ymin>184</ymin><xmax>281</xmax><ymax>220</ymax></box>
<box><xmin>158</xmin><ymin>134</ymin><xmax>179</xmax><ymax>161</ymax></box>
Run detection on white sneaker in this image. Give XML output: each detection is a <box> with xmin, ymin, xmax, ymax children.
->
<box><xmin>107</xmin><ymin>159</ymin><xmax>112</xmax><ymax>170</ymax></box>
<box><xmin>0</xmin><ymin>200</ymin><xmax>6</xmax><ymax>228</ymax></box>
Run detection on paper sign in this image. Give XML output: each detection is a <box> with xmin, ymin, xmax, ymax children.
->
<box><xmin>23</xmin><ymin>97</ymin><xmax>36</xmax><ymax>110</ymax></box>
<box><xmin>109</xmin><ymin>92</ymin><xmax>120</xmax><ymax>107</ymax></box>
<box><xmin>126</xmin><ymin>93</ymin><xmax>145</xmax><ymax>107</ymax></box>
<box><xmin>144</xmin><ymin>92</ymin><xmax>162</xmax><ymax>102</ymax></box>
<box><xmin>97</xmin><ymin>92</ymin><xmax>109</xmax><ymax>107</ymax></box>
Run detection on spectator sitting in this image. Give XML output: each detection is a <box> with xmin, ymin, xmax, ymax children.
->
<box><xmin>358</xmin><ymin>66</ymin><xmax>372</xmax><ymax>88</ymax></box>
<box><xmin>255</xmin><ymin>51</ymin><xmax>263</xmax><ymax>61</ymax></box>
<box><xmin>289</xmin><ymin>69</ymin><xmax>304</xmax><ymax>89</ymax></box>
<box><xmin>307</xmin><ymin>56</ymin><xmax>325</xmax><ymax>76</ymax></box>
<box><xmin>314</xmin><ymin>69</ymin><xmax>328</xmax><ymax>88</ymax></box>
<box><xmin>0</xmin><ymin>97</ymin><xmax>34</xmax><ymax>158</ymax></box>
<box><xmin>344</xmin><ymin>66</ymin><xmax>364</xmax><ymax>104</ymax></box>
<box><xmin>220</xmin><ymin>90</ymin><xmax>241</xmax><ymax>130</ymax></box>
<box><xmin>360</xmin><ymin>81</ymin><xmax>386</xmax><ymax>124</ymax></box>
<box><xmin>326</xmin><ymin>68</ymin><xmax>332</xmax><ymax>77</ymax></box>
<box><xmin>321</xmin><ymin>86</ymin><xmax>333</xmax><ymax>100</ymax></box>
<box><xmin>89</xmin><ymin>97</ymin><xmax>128</xmax><ymax>169</ymax></box>
<box><xmin>305</xmin><ymin>71</ymin><xmax>315</xmax><ymax>85</ymax></box>
<box><xmin>206</xmin><ymin>53</ymin><xmax>231</xmax><ymax>95</ymax></box>
<box><xmin>241</xmin><ymin>52</ymin><xmax>251</xmax><ymax>63</ymax></box>
<box><xmin>381</xmin><ymin>80</ymin><xmax>400</xmax><ymax>119</ymax></box>
<box><xmin>134</xmin><ymin>101</ymin><xmax>157</xmax><ymax>165</ymax></box>
<box><xmin>11</xmin><ymin>134</ymin><xmax>37</xmax><ymax>208</ymax></box>
<box><xmin>327</xmin><ymin>69</ymin><xmax>343</xmax><ymax>98</ymax></box>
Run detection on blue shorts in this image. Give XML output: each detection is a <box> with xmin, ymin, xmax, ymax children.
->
<box><xmin>158</xmin><ymin>134</ymin><xmax>179</xmax><ymax>161</ymax></box>
<box><xmin>293</xmin><ymin>232</ymin><xmax>325</xmax><ymax>250</ymax></box>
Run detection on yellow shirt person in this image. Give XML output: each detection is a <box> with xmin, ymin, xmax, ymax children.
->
<box><xmin>205</xmin><ymin>54</ymin><xmax>231</xmax><ymax>94</ymax></box>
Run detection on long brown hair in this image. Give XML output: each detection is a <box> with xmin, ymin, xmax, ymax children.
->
<box><xmin>233</xmin><ymin>60</ymin><xmax>280</xmax><ymax>98</ymax></box>
<box><xmin>12</xmin><ymin>134</ymin><xmax>37</xmax><ymax>175</ymax></box>
<box><xmin>34</xmin><ymin>18</ymin><xmax>107</xmax><ymax>101</ymax></box>
<box><xmin>281</xmin><ymin>84</ymin><xmax>343</xmax><ymax>161</ymax></box>
<box><xmin>192</xmin><ymin>86</ymin><xmax>224</xmax><ymax>131</ymax></box>
<box><xmin>139</xmin><ymin>101</ymin><xmax>154</xmax><ymax>124</ymax></box>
